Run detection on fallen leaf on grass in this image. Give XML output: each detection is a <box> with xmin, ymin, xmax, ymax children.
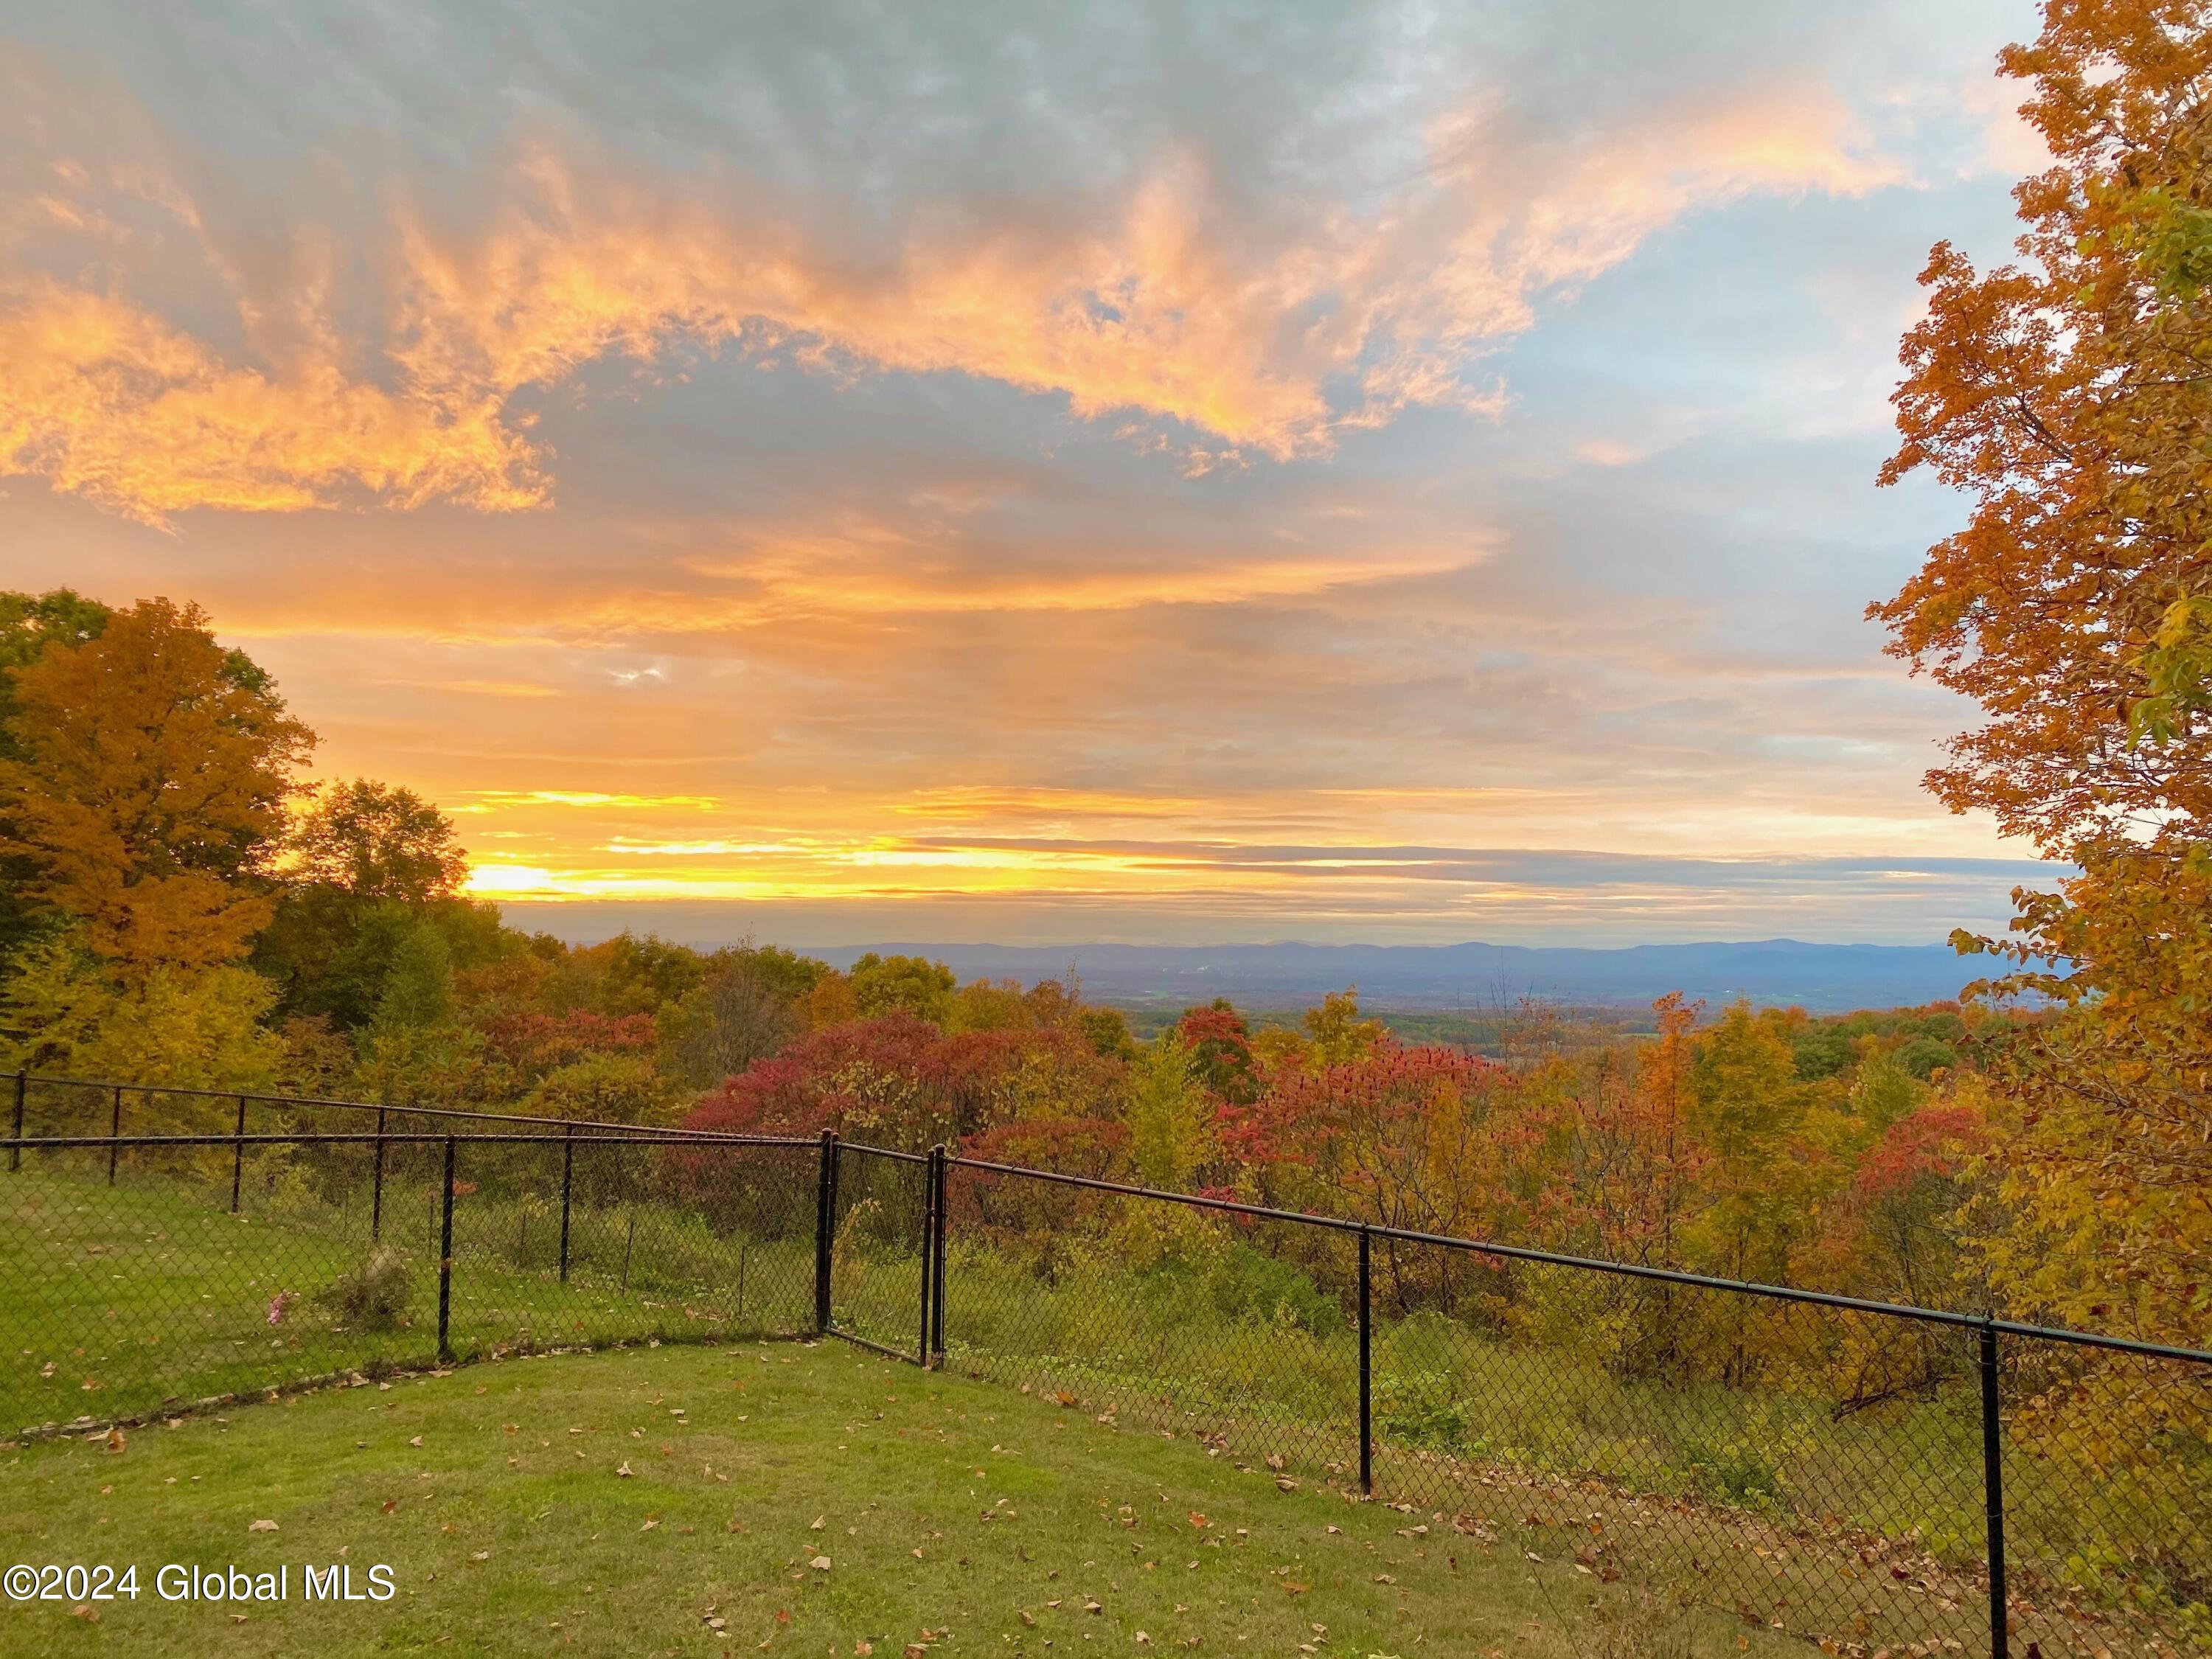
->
<box><xmin>104</xmin><ymin>1427</ymin><xmax>126</xmax><ymax>1453</ymax></box>
<box><xmin>248</xmin><ymin>1520</ymin><xmax>278</xmax><ymax>1533</ymax></box>
<box><xmin>810</xmin><ymin>1556</ymin><xmax>832</xmax><ymax>1572</ymax></box>
<box><xmin>615</xmin><ymin>1462</ymin><xmax>633</xmax><ymax>1478</ymax></box>
<box><xmin>70</xmin><ymin>1604</ymin><xmax>97</xmax><ymax>1622</ymax></box>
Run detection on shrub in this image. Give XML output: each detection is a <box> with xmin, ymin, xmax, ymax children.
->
<box><xmin>321</xmin><ymin>1247</ymin><xmax>413</xmax><ymax>1332</ymax></box>
<box><xmin>1375</xmin><ymin>1368</ymin><xmax>1472</xmax><ymax>1453</ymax></box>
<box><xmin>1677</xmin><ymin>1436</ymin><xmax>1784</xmax><ymax>1508</ymax></box>
<box><xmin>1204</xmin><ymin>1245</ymin><xmax>1340</xmax><ymax>1335</ymax></box>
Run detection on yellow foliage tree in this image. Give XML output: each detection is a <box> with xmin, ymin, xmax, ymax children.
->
<box><xmin>0</xmin><ymin>597</ymin><xmax>313</xmax><ymax>975</ymax></box>
<box><xmin>0</xmin><ymin>932</ymin><xmax>285</xmax><ymax>1101</ymax></box>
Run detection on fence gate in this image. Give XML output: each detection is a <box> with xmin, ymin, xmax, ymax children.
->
<box><xmin>818</xmin><ymin>1135</ymin><xmax>938</xmax><ymax>1364</ymax></box>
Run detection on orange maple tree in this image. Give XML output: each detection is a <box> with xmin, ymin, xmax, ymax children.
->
<box><xmin>1876</xmin><ymin>0</ymin><xmax>2212</xmax><ymax>850</ymax></box>
<box><xmin>1876</xmin><ymin>0</ymin><xmax>2212</xmax><ymax>1357</ymax></box>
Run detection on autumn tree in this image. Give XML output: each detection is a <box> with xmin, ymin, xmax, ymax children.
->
<box><xmin>848</xmin><ymin>953</ymin><xmax>957</xmax><ymax>1023</ymax></box>
<box><xmin>1686</xmin><ymin>1004</ymin><xmax>1822</xmax><ymax>1284</ymax></box>
<box><xmin>1875</xmin><ymin>0</ymin><xmax>2212</xmax><ymax>1356</ymax></box>
<box><xmin>0</xmin><ymin>589</ymin><xmax>112</xmax><ymax>968</ymax></box>
<box><xmin>660</xmin><ymin>955</ymin><xmax>802</xmax><ymax>1088</ymax></box>
<box><xmin>0</xmin><ymin>597</ymin><xmax>313</xmax><ymax>975</ymax></box>
<box><xmin>288</xmin><ymin>779</ymin><xmax>468</xmax><ymax>900</ymax></box>
<box><xmin>1876</xmin><ymin>0</ymin><xmax>2212</xmax><ymax>846</ymax></box>
<box><xmin>1174</xmin><ymin>1000</ymin><xmax>1260</xmax><ymax>1105</ymax></box>
<box><xmin>1126</xmin><ymin>1033</ymin><xmax>1214</xmax><ymax>1192</ymax></box>
<box><xmin>0</xmin><ymin>932</ymin><xmax>285</xmax><ymax>1096</ymax></box>
<box><xmin>255</xmin><ymin>783</ymin><xmax>498</xmax><ymax>1046</ymax></box>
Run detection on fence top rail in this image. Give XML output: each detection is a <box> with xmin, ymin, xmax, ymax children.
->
<box><xmin>835</xmin><ymin>1142</ymin><xmax>931</xmax><ymax>1166</ymax></box>
<box><xmin>13</xmin><ymin>1069</ymin><xmax>754</xmax><ymax>1141</ymax></box>
<box><xmin>6</xmin><ymin>1130</ymin><xmax>815</xmax><ymax>1151</ymax></box>
<box><xmin>944</xmin><ymin>1152</ymin><xmax>2212</xmax><ymax>1368</ymax></box>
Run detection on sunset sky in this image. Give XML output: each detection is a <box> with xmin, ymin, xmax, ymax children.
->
<box><xmin>1</xmin><ymin>1</ymin><xmax>2058</xmax><ymax>947</ymax></box>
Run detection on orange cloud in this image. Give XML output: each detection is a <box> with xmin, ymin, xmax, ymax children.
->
<box><xmin>451</xmin><ymin>790</ymin><xmax>723</xmax><ymax>811</ymax></box>
<box><xmin>0</xmin><ymin>280</ymin><xmax>540</xmax><ymax>524</ymax></box>
<box><xmin>0</xmin><ymin>80</ymin><xmax>1905</xmax><ymax>522</ymax></box>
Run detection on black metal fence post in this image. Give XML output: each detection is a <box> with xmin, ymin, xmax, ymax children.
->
<box><xmin>229</xmin><ymin>1095</ymin><xmax>247</xmax><ymax>1213</ymax></box>
<box><xmin>558</xmin><ymin>1124</ymin><xmax>574</xmax><ymax>1284</ymax></box>
<box><xmin>813</xmin><ymin>1128</ymin><xmax>838</xmax><ymax>1333</ymax></box>
<box><xmin>1980</xmin><ymin>1321</ymin><xmax>2009</xmax><ymax>1659</ymax></box>
<box><xmin>370</xmin><ymin>1107</ymin><xmax>386</xmax><ymax>1241</ymax></box>
<box><xmin>437</xmin><ymin>1135</ymin><xmax>456</xmax><ymax>1363</ymax></box>
<box><xmin>917</xmin><ymin>1147</ymin><xmax>938</xmax><ymax>1366</ymax></box>
<box><xmin>10</xmin><ymin>1068</ymin><xmax>23</xmax><ymax>1172</ymax></box>
<box><xmin>1358</xmin><ymin>1225</ymin><xmax>1373</xmax><ymax>1496</ymax></box>
<box><xmin>929</xmin><ymin>1147</ymin><xmax>948</xmax><ymax>1366</ymax></box>
<box><xmin>107</xmin><ymin>1084</ymin><xmax>122</xmax><ymax>1185</ymax></box>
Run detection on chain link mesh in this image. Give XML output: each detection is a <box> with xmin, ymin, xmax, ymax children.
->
<box><xmin>931</xmin><ymin>1162</ymin><xmax>2208</xmax><ymax>1657</ymax></box>
<box><xmin>827</xmin><ymin>1144</ymin><xmax>931</xmax><ymax>1360</ymax></box>
<box><xmin>3</xmin><ymin>1109</ymin><xmax>816</xmax><ymax>1440</ymax></box>
<box><xmin>4</xmin><ymin>1079</ymin><xmax>2207</xmax><ymax>1658</ymax></box>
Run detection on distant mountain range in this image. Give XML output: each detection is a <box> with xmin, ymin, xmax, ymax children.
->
<box><xmin>801</xmin><ymin>939</ymin><xmax>1975</xmax><ymax>1015</ymax></box>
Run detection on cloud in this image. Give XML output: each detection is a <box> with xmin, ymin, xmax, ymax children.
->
<box><xmin>457</xmin><ymin>835</ymin><xmax>2057</xmax><ymax>946</ymax></box>
<box><xmin>0</xmin><ymin>49</ymin><xmax>1908</xmax><ymax>521</ymax></box>
<box><xmin>448</xmin><ymin>790</ymin><xmax>723</xmax><ymax>812</ymax></box>
<box><xmin>0</xmin><ymin>280</ymin><xmax>538</xmax><ymax>524</ymax></box>
<box><xmin>0</xmin><ymin>0</ymin><xmax>2040</xmax><ymax>947</ymax></box>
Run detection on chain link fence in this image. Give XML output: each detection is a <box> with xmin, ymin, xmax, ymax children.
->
<box><xmin>5</xmin><ymin>1076</ymin><xmax>2207</xmax><ymax>1658</ymax></box>
<box><xmin>4</xmin><ymin>1071</ymin><xmax>818</xmax><ymax>1437</ymax></box>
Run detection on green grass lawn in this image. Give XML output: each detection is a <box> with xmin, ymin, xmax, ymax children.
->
<box><xmin>0</xmin><ymin>1340</ymin><xmax>1793</xmax><ymax>1658</ymax></box>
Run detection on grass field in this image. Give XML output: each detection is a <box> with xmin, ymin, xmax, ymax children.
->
<box><xmin>0</xmin><ymin>1340</ymin><xmax>1798</xmax><ymax>1658</ymax></box>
